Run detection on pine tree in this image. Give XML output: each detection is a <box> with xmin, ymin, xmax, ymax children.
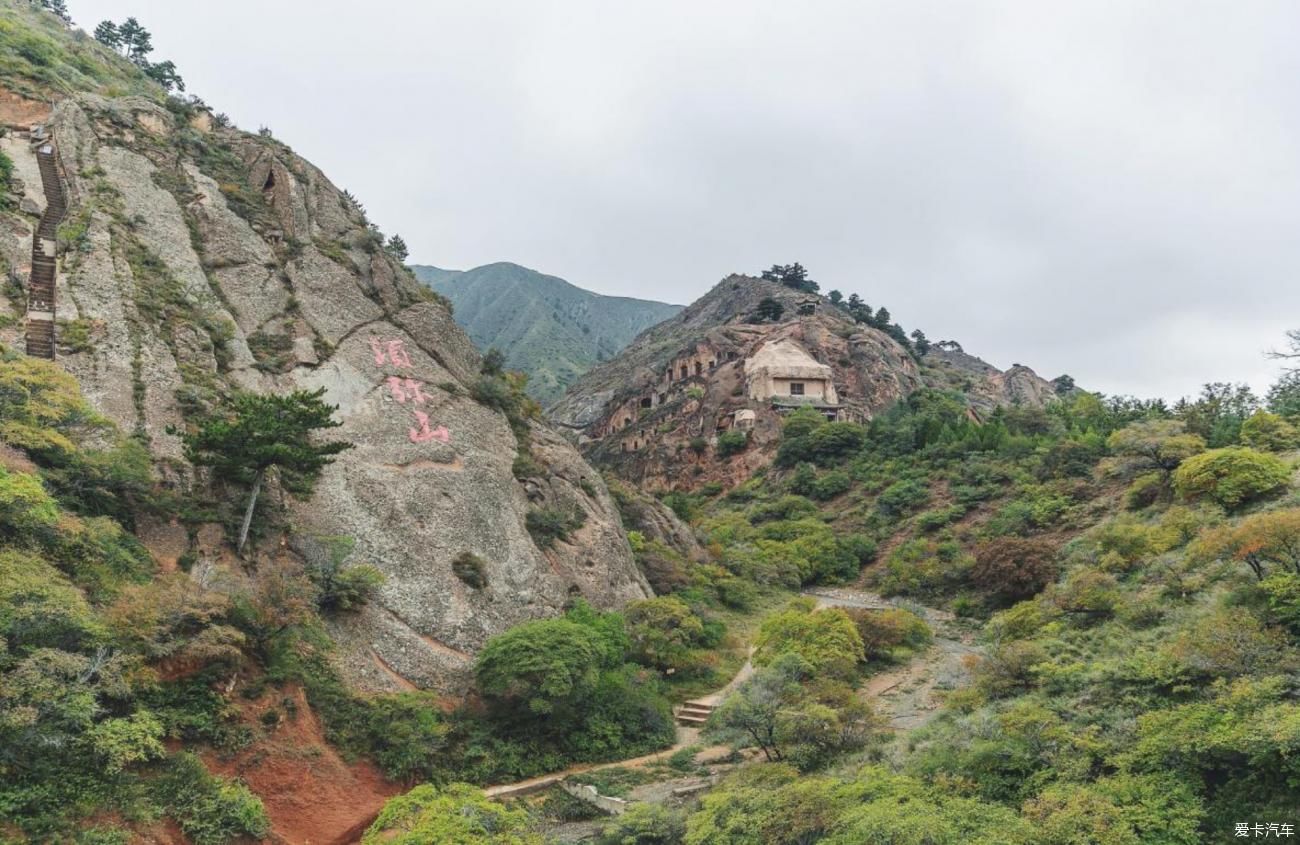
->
<box><xmin>35</xmin><ymin>0</ymin><xmax>70</xmax><ymax>22</ymax></box>
<box><xmin>910</xmin><ymin>329</ymin><xmax>931</xmax><ymax>355</ymax></box>
<box><xmin>827</xmin><ymin>290</ymin><xmax>843</xmax><ymax>306</ymax></box>
<box><xmin>182</xmin><ymin>389</ymin><xmax>352</xmax><ymax>554</ymax></box>
<box><xmin>385</xmin><ymin>234</ymin><xmax>409</xmax><ymax>263</ymax></box>
<box><xmin>755</xmin><ymin>297</ymin><xmax>785</xmax><ymax>323</ymax></box>
<box><xmin>114</xmin><ymin>18</ymin><xmax>150</xmax><ymax>62</ymax></box>
<box><xmin>93</xmin><ymin>20</ymin><xmax>120</xmax><ymax>50</ymax></box>
<box><xmin>145</xmin><ymin>60</ymin><xmax>184</xmax><ymax>93</ymax></box>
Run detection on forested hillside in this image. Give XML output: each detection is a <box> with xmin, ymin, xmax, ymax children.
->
<box><xmin>413</xmin><ymin>262</ymin><xmax>681</xmax><ymax>404</ymax></box>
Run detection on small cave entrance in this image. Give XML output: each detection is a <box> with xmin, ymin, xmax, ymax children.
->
<box><xmin>261</xmin><ymin>169</ymin><xmax>276</xmax><ymax>193</ymax></box>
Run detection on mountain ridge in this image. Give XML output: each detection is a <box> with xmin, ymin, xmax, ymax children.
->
<box><xmin>412</xmin><ymin>261</ymin><xmax>682</xmax><ymax>403</ymax></box>
<box><xmin>551</xmin><ymin>273</ymin><xmax>1059</xmax><ymax>491</ymax></box>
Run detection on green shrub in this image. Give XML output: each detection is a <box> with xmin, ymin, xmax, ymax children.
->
<box><xmin>750</xmin><ymin>518</ymin><xmax>864</xmax><ymax>584</ymax></box>
<box><xmin>716</xmin><ymin>429</ymin><xmax>749</xmax><ymax>458</ymax></box>
<box><xmin>810</xmin><ymin>470</ymin><xmax>852</xmax><ymax>501</ymax></box>
<box><xmin>847</xmin><ymin>607</ymin><xmax>932</xmax><ymax>661</ymax></box>
<box><xmin>915</xmin><ymin>504</ymin><xmax>965</xmax><ymax>531</ymax></box>
<box><xmin>777</xmin><ymin>412</ymin><xmax>866</xmax><ymax>467</ymax></box>
<box><xmin>1124</xmin><ymin>471</ymin><xmax>1166</xmax><ymax>510</ymax></box>
<box><xmin>452</xmin><ymin>552</ymin><xmax>488</xmax><ymax>589</ymax></box>
<box><xmin>319</xmin><ymin>564</ymin><xmax>384</xmax><ymax>611</ymax></box>
<box><xmin>876</xmin><ymin>479</ymin><xmax>930</xmax><ymax>517</ymax></box>
<box><xmin>511</xmin><ymin>451</ymin><xmax>544</xmax><ymax>479</ymax></box>
<box><xmin>1048</xmin><ymin>567</ymin><xmax>1120</xmax><ymax>620</ymax></box>
<box><xmin>597</xmin><ymin>803</ymin><xmax>687</xmax><ymax>845</ymax></box>
<box><xmin>0</xmin><ymin>148</ymin><xmax>13</xmax><ymax>210</ymax></box>
<box><xmin>157</xmin><ymin>753</ymin><xmax>269</xmax><ymax>845</ymax></box>
<box><xmin>874</xmin><ymin>537</ymin><xmax>972</xmax><ymax>599</ymax></box>
<box><xmin>526</xmin><ymin>506</ymin><xmax>586</xmax><ymax>548</ymax></box>
<box><xmin>754</xmin><ymin>605</ymin><xmax>863</xmax><ymax>681</ymax></box>
<box><xmin>715</xmin><ymin>576</ymin><xmax>758</xmax><ymax>609</ymax></box>
<box><xmin>748</xmin><ymin>495</ymin><xmax>818</xmax><ymax>524</ymax></box>
<box><xmin>787</xmin><ymin>462</ymin><xmax>817</xmax><ymax>496</ymax></box>
<box><xmin>246</xmin><ymin>329</ymin><xmax>295</xmax><ymax>373</ymax></box>
<box><xmin>1172</xmin><ymin>447</ymin><xmax>1291</xmax><ymax>510</ymax></box>
<box><xmin>363</xmin><ymin>782</ymin><xmax>541</xmax><ymax>845</ymax></box>
<box><xmin>1260</xmin><ymin>572</ymin><xmax>1300</xmax><ymax>635</ymax></box>
<box><xmin>624</xmin><ymin>596</ymin><xmax>709</xmax><ymax>675</ymax></box>
<box><xmin>1240</xmin><ymin>411</ymin><xmax>1300</xmax><ymax>452</ymax></box>
<box><xmin>985</xmin><ymin>487</ymin><xmax>1071</xmax><ymax>535</ymax></box>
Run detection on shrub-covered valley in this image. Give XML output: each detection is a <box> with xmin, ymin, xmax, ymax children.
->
<box><xmin>2</xmin><ymin>2</ymin><xmax>1300</xmax><ymax>843</ymax></box>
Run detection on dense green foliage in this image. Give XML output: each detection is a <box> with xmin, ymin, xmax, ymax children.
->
<box><xmin>631</xmin><ymin>351</ymin><xmax>1300</xmax><ymax>842</ymax></box>
<box><xmin>473</xmin><ymin>602</ymin><xmax>676</xmax><ymax>770</ymax></box>
<box><xmin>1171</xmin><ymin>446</ymin><xmax>1291</xmax><ymax>510</ymax></box>
<box><xmin>0</xmin><ymin>351</ymin><xmax>267</xmax><ymax>841</ymax></box>
<box><xmin>362</xmin><ymin>782</ymin><xmax>541</xmax><ymax>845</ymax></box>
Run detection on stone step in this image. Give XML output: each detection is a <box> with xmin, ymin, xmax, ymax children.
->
<box><xmin>26</xmin><ymin>139</ymin><xmax>62</xmax><ymax>360</ymax></box>
<box><xmin>678</xmin><ymin>704</ymin><xmax>714</xmax><ymax>715</ymax></box>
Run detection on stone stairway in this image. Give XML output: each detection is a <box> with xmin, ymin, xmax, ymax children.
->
<box><xmin>25</xmin><ymin>138</ymin><xmax>64</xmax><ymax>359</ymax></box>
<box><xmin>675</xmin><ymin>699</ymin><xmax>716</xmax><ymax>727</ymax></box>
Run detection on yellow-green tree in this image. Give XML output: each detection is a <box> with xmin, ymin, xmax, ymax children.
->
<box><xmin>363</xmin><ymin>783</ymin><xmax>541</xmax><ymax>845</ymax></box>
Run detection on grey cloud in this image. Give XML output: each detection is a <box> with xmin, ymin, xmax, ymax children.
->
<box><xmin>72</xmin><ymin>0</ymin><xmax>1300</xmax><ymax>400</ymax></box>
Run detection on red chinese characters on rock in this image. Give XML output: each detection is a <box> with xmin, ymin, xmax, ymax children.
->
<box><xmin>370</xmin><ymin>338</ymin><xmax>452</xmax><ymax>446</ymax></box>
<box><xmin>370</xmin><ymin>337</ymin><xmax>413</xmax><ymax>368</ymax></box>
<box><xmin>409</xmin><ymin>411</ymin><xmax>451</xmax><ymax>444</ymax></box>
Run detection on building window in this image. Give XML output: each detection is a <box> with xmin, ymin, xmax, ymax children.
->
<box><xmin>789</xmin><ymin>382</ymin><xmax>805</xmax><ymax>396</ymax></box>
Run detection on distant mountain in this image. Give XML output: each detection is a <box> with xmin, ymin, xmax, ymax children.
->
<box><xmin>411</xmin><ymin>262</ymin><xmax>682</xmax><ymax>404</ymax></box>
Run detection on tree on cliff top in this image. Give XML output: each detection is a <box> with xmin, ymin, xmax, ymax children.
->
<box><xmin>761</xmin><ymin>262</ymin><xmax>819</xmax><ymax>293</ymax></box>
<box><xmin>182</xmin><ymin>388</ymin><xmax>351</xmax><ymax>554</ymax></box>
<box><xmin>93</xmin><ymin>17</ymin><xmax>186</xmax><ymax>91</ymax></box>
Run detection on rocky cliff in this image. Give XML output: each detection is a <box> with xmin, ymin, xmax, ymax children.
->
<box><xmin>0</xmin><ymin>91</ymin><xmax>650</xmax><ymax>694</ymax></box>
<box><xmin>551</xmin><ymin>275</ymin><xmax>1058</xmax><ymax>491</ymax></box>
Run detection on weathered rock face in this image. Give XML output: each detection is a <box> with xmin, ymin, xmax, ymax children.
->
<box><xmin>3</xmin><ymin>95</ymin><xmax>649</xmax><ymax>694</ymax></box>
<box><xmin>923</xmin><ymin>343</ymin><xmax>1060</xmax><ymax>414</ymax></box>
<box><xmin>551</xmin><ymin>276</ymin><xmax>923</xmax><ymax>491</ymax></box>
<box><xmin>552</xmin><ymin>275</ymin><xmax>1059</xmax><ymax>491</ymax></box>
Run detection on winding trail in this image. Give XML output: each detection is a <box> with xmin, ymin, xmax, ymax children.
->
<box><xmin>805</xmin><ymin>586</ymin><xmax>979</xmax><ymax>731</ymax></box>
<box><xmin>483</xmin><ymin>650</ymin><xmax>755</xmax><ymax>801</ymax></box>
<box><xmin>486</xmin><ymin>588</ymin><xmax>974</xmax><ymax>802</ymax></box>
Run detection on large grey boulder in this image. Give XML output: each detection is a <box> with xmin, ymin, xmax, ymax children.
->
<box><xmin>29</xmin><ymin>95</ymin><xmax>649</xmax><ymax>695</ymax></box>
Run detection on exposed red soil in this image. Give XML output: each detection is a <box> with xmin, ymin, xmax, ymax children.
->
<box><xmin>0</xmin><ymin>86</ymin><xmax>52</xmax><ymax>128</ymax></box>
<box><xmin>203</xmin><ymin>684</ymin><xmax>401</xmax><ymax>845</ymax></box>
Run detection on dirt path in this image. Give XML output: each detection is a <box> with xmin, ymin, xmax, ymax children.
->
<box><xmin>489</xmin><ymin>590</ymin><xmax>974</xmax><ymax>801</ymax></box>
<box><xmin>481</xmin><ymin>728</ymin><xmax>729</xmax><ymax>800</ymax></box>
<box><xmin>805</xmin><ymin>587</ymin><xmax>978</xmax><ymax>731</ymax></box>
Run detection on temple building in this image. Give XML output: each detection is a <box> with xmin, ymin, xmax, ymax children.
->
<box><xmin>744</xmin><ymin>339</ymin><xmax>839</xmax><ymax>407</ymax></box>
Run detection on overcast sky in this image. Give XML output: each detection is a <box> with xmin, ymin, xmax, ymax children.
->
<box><xmin>70</xmin><ymin>1</ymin><xmax>1300</xmax><ymax>401</ymax></box>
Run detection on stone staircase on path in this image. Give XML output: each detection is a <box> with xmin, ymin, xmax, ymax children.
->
<box><xmin>675</xmin><ymin>699</ymin><xmax>716</xmax><ymax>727</ymax></box>
<box><xmin>25</xmin><ymin>136</ymin><xmax>64</xmax><ymax>360</ymax></box>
